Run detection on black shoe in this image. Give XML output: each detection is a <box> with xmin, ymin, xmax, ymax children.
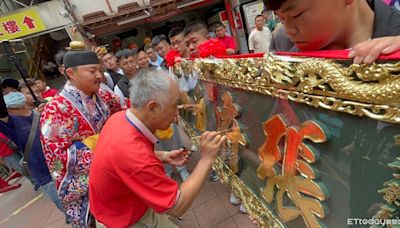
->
<box><xmin>34</xmin><ymin>184</ymin><xmax>40</xmax><ymax>191</ymax></box>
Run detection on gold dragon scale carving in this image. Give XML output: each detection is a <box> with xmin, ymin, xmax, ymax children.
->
<box><xmin>173</xmin><ymin>54</ymin><xmax>400</xmax><ymax>123</ymax></box>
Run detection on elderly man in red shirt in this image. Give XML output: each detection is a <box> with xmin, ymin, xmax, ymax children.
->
<box><xmin>214</xmin><ymin>22</ymin><xmax>237</xmax><ymax>55</ymax></box>
<box><xmin>89</xmin><ymin>68</ymin><xmax>226</xmax><ymax>228</ymax></box>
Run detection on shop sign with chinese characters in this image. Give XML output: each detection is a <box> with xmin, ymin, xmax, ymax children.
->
<box><xmin>0</xmin><ymin>9</ymin><xmax>46</xmax><ymax>40</ymax></box>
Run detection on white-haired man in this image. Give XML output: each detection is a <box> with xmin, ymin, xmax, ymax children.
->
<box><xmin>89</xmin><ymin>69</ymin><xmax>226</xmax><ymax>227</ymax></box>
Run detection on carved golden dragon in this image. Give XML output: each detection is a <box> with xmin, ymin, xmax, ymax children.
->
<box><xmin>175</xmin><ymin>55</ymin><xmax>400</xmax><ymax>122</ymax></box>
<box><xmin>294</xmin><ymin>59</ymin><xmax>400</xmax><ymax>105</ymax></box>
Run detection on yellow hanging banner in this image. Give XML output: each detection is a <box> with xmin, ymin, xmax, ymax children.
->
<box><xmin>0</xmin><ymin>9</ymin><xmax>46</xmax><ymax>40</ymax></box>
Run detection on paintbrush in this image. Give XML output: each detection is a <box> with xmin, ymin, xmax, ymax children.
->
<box><xmin>191</xmin><ymin>127</ymin><xmax>248</xmax><ymax>140</ymax></box>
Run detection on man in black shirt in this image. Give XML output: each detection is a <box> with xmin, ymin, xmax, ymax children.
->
<box><xmin>114</xmin><ymin>49</ymin><xmax>138</xmax><ymax>98</ymax></box>
<box><xmin>102</xmin><ymin>52</ymin><xmax>124</xmax><ymax>89</ymax></box>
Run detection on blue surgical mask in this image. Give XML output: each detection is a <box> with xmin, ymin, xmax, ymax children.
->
<box><xmin>4</xmin><ymin>92</ymin><xmax>26</xmax><ymax>108</ymax></box>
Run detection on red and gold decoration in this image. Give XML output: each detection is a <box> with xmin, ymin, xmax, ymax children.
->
<box><xmin>174</xmin><ymin>54</ymin><xmax>400</xmax><ymax>123</ymax></box>
<box><xmin>173</xmin><ymin>52</ymin><xmax>400</xmax><ymax>228</ymax></box>
<box><xmin>166</xmin><ymin>49</ymin><xmax>182</xmax><ymax>67</ymax></box>
<box><xmin>257</xmin><ymin>114</ymin><xmax>330</xmax><ymax>228</ymax></box>
<box><xmin>197</xmin><ymin>39</ymin><xmax>227</xmax><ymax>58</ymax></box>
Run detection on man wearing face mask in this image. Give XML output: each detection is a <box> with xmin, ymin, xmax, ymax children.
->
<box><xmin>0</xmin><ymin>90</ymin><xmax>22</xmax><ymax>194</ymax></box>
<box><xmin>18</xmin><ymin>80</ymin><xmax>46</xmax><ymax>113</ymax></box>
<box><xmin>0</xmin><ymin>91</ymin><xmax>37</xmax><ymax>187</ymax></box>
<box><xmin>0</xmin><ymin>90</ymin><xmax>69</xmax><ymax>222</ymax></box>
<box><xmin>40</xmin><ymin>50</ymin><xmax>125</xmax><ymax>227</ymax></box>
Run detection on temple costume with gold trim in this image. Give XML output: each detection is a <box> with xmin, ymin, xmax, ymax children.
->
<box><xmin>40</xmin><ymin>82</ymin><xmax>125</xmax><ymax>227</ymax></box>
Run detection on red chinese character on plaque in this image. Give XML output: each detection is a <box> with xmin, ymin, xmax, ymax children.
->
<box><xmin>3</xmin><ymin>20</ymin><xmax>21</xmax><ymax>34</ymax></box>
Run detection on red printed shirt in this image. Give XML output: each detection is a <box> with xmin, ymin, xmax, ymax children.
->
<box><xmin>89</xmin><ymin>110</ymin><xmax>179</xmax><ymax>228</ymax></box>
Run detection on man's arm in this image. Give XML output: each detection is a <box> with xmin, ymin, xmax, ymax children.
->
<box><xmin>167</xmin><ymin>131</ymin><xmax>226</xmax><ymax>217</ymax></box>
<box><xmin>227</xmin><ymin>38</ymin><xmax>237</xmax><ymax>55</ymax></box>
<box><xmin>155</xmin><ymin>150</ymin><xmax>168</xmax><ymax>162</ymax></box>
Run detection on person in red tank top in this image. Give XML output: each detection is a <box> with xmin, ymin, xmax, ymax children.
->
<box><xmin>35</xmin><ymin>79</ymin><xmax>58</xmax><ymax>99</ymax></box>
<box><xmin>214</xmin><ymin>22</ymin><xmax>237</xmax><ymax>55</ymax></box>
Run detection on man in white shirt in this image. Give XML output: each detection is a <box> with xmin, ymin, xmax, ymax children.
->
<box><xmin>152</xmin><ymin>35</ymin><xmax>171</xmax><ymax>69</ymax></box>
<box><xmin>248</xmin><ymin>15</ymin><xmax>272</xmax><ymax>53</ymax></box>
<box><xmin>145</xmin><ymin>45</ymin><xmax>163</xmax><ymax>67</ymax></box>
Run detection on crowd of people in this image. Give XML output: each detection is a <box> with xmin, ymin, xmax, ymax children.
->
<box><xmin>0</xmin><ymin>0</ymin><xmax>399</xmax><ymax>227</ymax></box>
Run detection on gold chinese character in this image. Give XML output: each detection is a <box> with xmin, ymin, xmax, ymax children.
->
<box><xmin>257</xmin><ymin>114</ymin><xmax>330</xmax><ymax>227</ymax></box>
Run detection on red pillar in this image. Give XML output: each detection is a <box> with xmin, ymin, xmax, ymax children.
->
<box><xmin>224</xmin><ymin>0</ymin><xmax>239</xmax><ymax>49</ymax></box>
